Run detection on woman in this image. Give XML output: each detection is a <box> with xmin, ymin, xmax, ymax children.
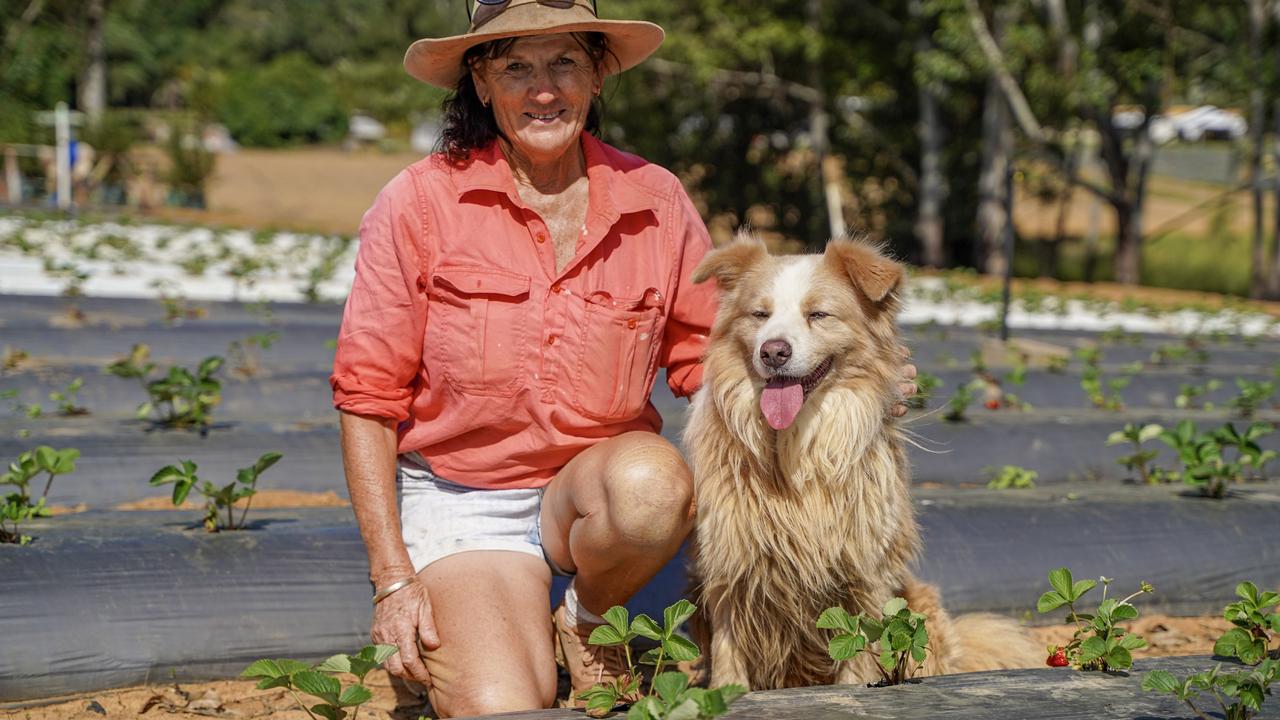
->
<box><xmin>331</xmin><ymin>2</ymin><xmax>915</xmax><ymax>716</ymax></box>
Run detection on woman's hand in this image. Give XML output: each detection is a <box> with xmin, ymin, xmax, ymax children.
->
<box><xmin>892</xmin><ymin>361</ymin><xmax>918</xmax><ymax>417</ymax></box>
<box><xmin>372</xmin><ymin>578</ymin><xmax>440</xmax><ymax>685</ymax></box>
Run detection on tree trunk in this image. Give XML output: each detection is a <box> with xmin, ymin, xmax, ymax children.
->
<box><xmin>912</xmin><ymin>0</ymin><xmax>946</xmax><ymax>267</ymax></box>
<box><xmin>79</xmin><ymin>0</ymin><xmax>106</xmax><ymax>121</ymax></box>
<box><xmin>806</xmin><ymin>0</ymin><xmax>842</xmax><ymax>248</ymax></box>
<box><xmin>1247</xmin><ymin>0</ymin><xmax>1267</xmax><ymax>298</ymax></box>
<box><xmin>977</xmin><ymin>5</ymin><xmax>1013</xmax><ymax>275</ymax></box>
<box><xmin>1119</xmin><ymin>110</ymin><xmax>1156</xmax><ymax>286</ymax></box>
<box><xmin>1269</xmin><ymin>96</ymin><xmax>1280</xmax><ymax>298</ymax></box>
<box><xmin>977</xmin><ymin>74</ymin><xmax>1012</xmax><ymax>275</ymax></box>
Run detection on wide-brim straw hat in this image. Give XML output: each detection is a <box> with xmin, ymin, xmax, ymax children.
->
<box><xmin>404</xmin><ymin>0</ymin><xmax>664</xmax><ymax>89</ymax></box>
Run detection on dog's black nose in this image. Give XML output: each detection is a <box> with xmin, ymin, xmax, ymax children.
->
<box><xmin>760</xmin><ymin>340</ymin><xmax>792</xmax><ymax>368</ymax></box>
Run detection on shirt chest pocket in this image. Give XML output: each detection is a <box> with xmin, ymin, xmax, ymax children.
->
<box><xmin>570</xmin><ymin>293</ymin><xmax>664</xmax><ymax>421</ymax></box>
<box><xmin>428</xmin><ymin>266</ymin><xmax>531</xmax><ymax>396</ymax></box>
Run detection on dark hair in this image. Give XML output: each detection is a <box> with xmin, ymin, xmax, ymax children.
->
<box><xmin>438</xmin><ymin>32</ymin><xmax>613</xmax><ymax>164</ymax></box>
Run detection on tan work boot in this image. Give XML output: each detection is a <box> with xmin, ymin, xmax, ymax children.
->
<box><xmin>552</xmin><ymin>604</ymin><xmax>639</xmax><ymax>707</ymax></box>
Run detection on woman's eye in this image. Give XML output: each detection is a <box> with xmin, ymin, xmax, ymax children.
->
<box><xmin>808</xmin><ymin>311</ymin><xmax>829</xmax><ymax>321</ymax></box>
<box><xmin>750</xmin><ymin>310</ymin><xmax>770</xmax><ymax>319</ymax></box>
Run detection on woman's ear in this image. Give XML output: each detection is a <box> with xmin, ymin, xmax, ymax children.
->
<box><xmin>471</xmin><ymin>65</ymin><xmax>490</xmax><ymax>106</ymax></box>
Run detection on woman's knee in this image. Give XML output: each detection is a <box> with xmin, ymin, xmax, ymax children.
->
<box><xmin>432</xmin><ymin>673</ymin><xmax>555</xmax><ymax>717</ymax></box>
<box><xmin>600</xmin><ymin>432</ymin><xmax>695</xmax><ymax>542</ymax></box>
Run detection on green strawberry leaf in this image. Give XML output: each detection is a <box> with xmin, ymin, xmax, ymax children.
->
<box><xmin>663</xmin><ymin>634</ymin><xmax>701</xmax><ymax>663</ymax></box>
<box><xmin>1141</xmin><ymin>670</ymin><xmax>1179</xmax><ymax>694</ymax></box>
<box><xmin>314</xmin><ymin>654</ymin><xmax>351</xmax><ymax>674</ymax></box>
<box><xmin>293</xmin><ymin>670</ymin><xmax>341</xmax><ymax>705</ymax></box>
<box><xmin>631</xmin><ymin>613</ymin><xmax>662</xmax><ymax>641</ymax></box>
<box><xmin>1078</xmin><ymin>637</ymin><xmax>1106</xmax><ymax>664</ymax></box>
<box><xmin>653</xmin><ymin>672</ymin><xmax>689</xmax><ymax>704</ymax></box>
<box><xmin>828</xmin><ymin>633</ymin><xmax>866</xmax><ymax>661</ymax></box>
<box><xmin>310</xmin><ymin>704</ymin><xmax>344</xmax><ymax>720</ymax></box>
<box><xmin>338</xmin><ymin>684</ymin><xmax>372</xmax><ymax>707</ymax></box>
<box><xmin>1037</xmin><ymin>590</ymin><xmax>1068</xmax><ymax>613</ymax></box>
<box><xmin>881</xmin><ymin>597</ymin><xmax>908</xmax><ymax>617</ymax></box>
<box><xmin>663</xmin><ymin>599</ymin><xmax>697</xmax><ymax>632</ymax></box>
<box><xmin>1048</xmin><ymin>568</ymin><xmax>1073</xmax><ymax>599</ymax></box>
<box><xmin>588</xmin><ymin>624</ymin><xmax>627</xmax><ymax>647</ymax></box>
<box><xmin>817</xmin><ymin>607</ymin><xmax>860</xmax><ymax>634</ymax></box>
<box><xmin>1105</xmin><ymin>647</ymin><xmax>1133</xmax><ymax>670</ymax></box>
<box><xmin>1071</xmin><ymin>579</ymin><xmax>1098</xmax><ymax>601</ymax></box>
<box><xmin>603</xmin><ymin>606</ymin><xmax>630</xmax><ymax>636</ymax></box>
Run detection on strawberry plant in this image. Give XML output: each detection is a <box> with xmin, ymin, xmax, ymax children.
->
<box><xmin>49</xmin><ymin>377</ymin><xmax>89</xmax><ymax>416</ymax></box>
<box><xmin>241</xmin><ymin>644</ymin><xmax>397</xmax><ymax>720</ymax></box>
<box><xmin>1214</xmin><ymin>582</ymin><xmax>1280</xmax><ymax>665</ymax></box>
<box><xmin>1177</xmin><ymin>380</ymin><xmax>1222</xmax><ymax>410</ymax></box>
<box><xmin>1143</xmin><ymin>659</ymin><xmax>1278</xmax><ymax>720</ymax></box>
<box><xmin>1106</xmin><ymin>423</ymin><xmax>1166</xmax><ymax>484</ymax></box>
<box><xmin>624</xmin><ymin>672</ymin><xmax>745</xmax><ymax>720</ymax></box>
<box><xmin>228</xmin><ymin>330</ymin><xmax>281</xmax><ymax>379</ymax></box>
<box><xmin>106</xmin><ymin>343</ymin><xmax>224</xmax><ymax>431</ymax></box>
<box><xmin>817</xmin><ymin>597</ymin><xmax>930</xmax><ymax>685</ymax></box>
<box><xmin>1214</xmin><ymin>423</ymin><xmax>1276</xmax><ymax>482</ymax></box>
<box><xmin>1</xmin><ymin>445</ymin><xmax>79</xmax><ymax>544</ymax></box>
<box><xmin>149</xmin><ymin>452</ymin><xmax>282</xmax><ymax>532</ymax></box>
<box><xmin>1160</xmin><ymin>421</ymin><xmax>1275</xmax><ymax>496</ymax></box>
<box><xmin>1230</xmin><ymin>379</ymin><xmax>1276</xmax><ymax>419</ymax></box>
<box><xmin>907</xmin><ymin>371</ymin><xmax>941</xmax><ymax>410</ymax></box>
<box><xmin>984</xmin><ymin>465</ymin><xmax>1037</xmax><ymax>490</ymax></box>
<box><xmin>579</xmin><ymin>599</ymin><xmax>744</xmax><ymax>720</ymax></box>
<box><xmin>1036</xmin><ymin>567</ymin><xmax>1151</xmax><ymax>671</ymax></box>
<box><xmin>1046</xmin><ymin>354</ymin><xmax>1069</xmax><ymax>374</ymax></box>
<box><xmin>943</xmin><ymin>380</ymin><xmax>981</xmax><ymax>423</ymax></box>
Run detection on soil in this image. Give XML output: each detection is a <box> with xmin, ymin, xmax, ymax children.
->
<box><xmin>112</xmin><ymin>490</ymin><xmax>348</xmax><ymax>511</ymax></box>
<box><xmin>0</xmin><ymin>614</ymin><xmax>1240</xmax><ymax>720</ymax></box>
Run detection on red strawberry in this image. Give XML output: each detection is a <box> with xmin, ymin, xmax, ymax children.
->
<box><xmin>1046</xmin><ymin>647</ymin><xmax>1069</xmax><ymax>667</ymax></box>
<box><xmin>984</xmin><ymin>399</ymin><xmax>1001</xmax><ymax>410</ymax></box>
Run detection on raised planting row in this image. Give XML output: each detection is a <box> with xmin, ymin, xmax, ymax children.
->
<box><xmin>3</xmin><ymin>486</ymin><xmax>1278</xmax><ymax>702</ymax></box>
<box><xmin>5</xmin><ymin>410</ymin><xmax>1279</xmax><ymax>511</ymax></box>
<box><xmin>475</xmin><ymin>656</ymin><xmax>1273</xmax><ymax>720</ymax></box>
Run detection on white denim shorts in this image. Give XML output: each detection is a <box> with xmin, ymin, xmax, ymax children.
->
<box><xmin>397</xmin><ymin>454</ymin><xmax>570</xmax><ymax>575</ymax></box>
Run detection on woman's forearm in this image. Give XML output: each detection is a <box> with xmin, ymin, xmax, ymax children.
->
<box><xmin>339</xmin><ymin>410</ymin><xmax>416</xmax><ymax>587</ymax></box>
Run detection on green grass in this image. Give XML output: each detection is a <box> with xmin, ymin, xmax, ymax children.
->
<box><xmin>1015</xmin><ymin>229</ymin><xmax>1272</xmax><ymax>297</ymax></box>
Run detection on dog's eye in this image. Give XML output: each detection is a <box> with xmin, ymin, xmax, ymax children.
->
<box><xmin>808</xmin><ymin>311</ymin><xmax>830</xmax><ymax>321</ymax></box>
<box><xmin>750</xmin><ymin>310</ymin><xmax>770</xmax><ymax>319</ymax></box>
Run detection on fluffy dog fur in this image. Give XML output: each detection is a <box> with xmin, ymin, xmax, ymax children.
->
<box><xmin>684</xmin><ymin>234</ymin><xmax>1039</xmax><ymax>690</ymax></box>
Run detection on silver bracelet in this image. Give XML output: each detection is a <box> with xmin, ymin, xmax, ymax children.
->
<box><xmin>371</xmin><ymin>577</ymin><xmax>416</xmax><ymax>605</ymax></box>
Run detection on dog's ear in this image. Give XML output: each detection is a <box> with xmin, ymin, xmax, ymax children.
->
<box><xmin>824</xmin><ymin>238</ymin><xmax>903</xmax><ymax>303</ymax></box>
<box><xmin>692</xmin><ymin>232</ymin><xmax>768</xmax><ymax>290</ymax></box>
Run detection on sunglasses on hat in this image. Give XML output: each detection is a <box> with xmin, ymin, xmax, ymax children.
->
<box><xmin>467</xmin><ymin>0</ymin><xmax>600</xmax><ymax>30</ymax></box>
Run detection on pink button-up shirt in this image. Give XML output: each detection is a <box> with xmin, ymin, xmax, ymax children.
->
<box><xmin>330</xmin><ymin>134</ymin><xmax>717</xmax><ymax>489</ymax></box>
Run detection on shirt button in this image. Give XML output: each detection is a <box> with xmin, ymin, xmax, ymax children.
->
<box><xmin>550</xmin><ymin>282</ymin><xmax>562</xmax><ymax>294</ymax></box>
<box><xmin>546</xmin><ymin>334</ymin><xmax>557</xmax><ymax>346</ymax></box>
<box><xmin>535</xmin><ymin>232</ymin><xmax>547</xmax><ymax>244</ymax></box>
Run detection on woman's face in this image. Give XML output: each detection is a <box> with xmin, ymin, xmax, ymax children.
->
<box><xmin>472</xmin><ymin>33</ymin><xmax>602</xmax><ymax>167</ymax></box>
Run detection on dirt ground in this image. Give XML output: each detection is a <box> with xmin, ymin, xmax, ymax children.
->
<box><xmin>112</xmin><ymin>489</ymin><xmax>349</xmax><ymax>511</ymax></box>
<box><xmin>1</xmin><ymin>614</ymin><xmax>1240</xmax><ymax>720</ymax></box>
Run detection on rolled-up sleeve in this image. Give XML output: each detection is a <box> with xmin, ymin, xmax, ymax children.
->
<box><xmin>660</xmin><ymin>182</ymin><xmax>718</xmax><ymax>398</ymax></box>
<box><xmin>330</xmin><ymin>171</ymin><xmax>430</xmax><ymax>421</ymax></box>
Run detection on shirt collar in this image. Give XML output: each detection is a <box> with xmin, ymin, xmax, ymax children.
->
<box><xmin>451</xmin><ymin>135</ymin><xmax>656</xmax><ymax>218</ymax></box>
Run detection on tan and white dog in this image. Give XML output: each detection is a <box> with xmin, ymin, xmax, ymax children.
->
<box><xmin>684</xmin><ymin>234</ymin><xmax>1038</xmax><ymax>690</ymax></box>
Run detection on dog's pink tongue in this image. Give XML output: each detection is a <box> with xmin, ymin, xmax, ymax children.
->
<box><xmin>761</xmin><ymin>379</ymin><xmax>804</xmax><ymax>430</ymax></box>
